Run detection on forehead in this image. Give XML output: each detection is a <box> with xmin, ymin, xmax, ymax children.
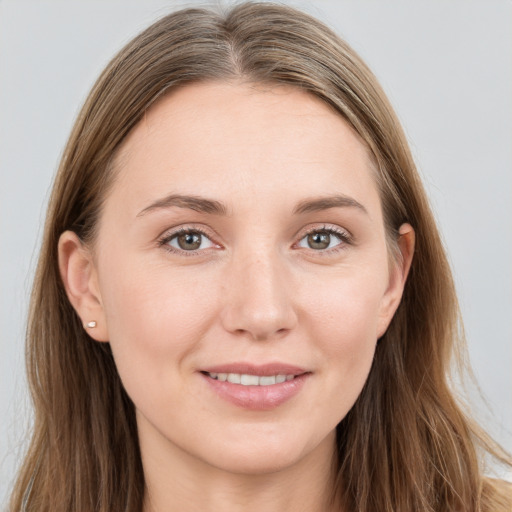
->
<box><xmin>110</xmin><ymin>81</ymin><xmax>380</xmax><ymax>217</ymax></box>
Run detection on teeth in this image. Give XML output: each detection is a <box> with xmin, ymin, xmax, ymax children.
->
<box><xmin>208</xmin><ymin>372</ymin><xmax>297</xmax><ymax>386</ymax></box>
<box><xmin>241</xmin><ymin>374</ymin><xmax>259</xmax><ymax>386</ymax></box>
<box><xmin>227</xmin><ymin>373</ymin><xmax>241</xmax><ymax>384</ymax></box>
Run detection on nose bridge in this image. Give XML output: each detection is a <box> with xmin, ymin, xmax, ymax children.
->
<box><xmin>221</xmin><ymin>242</ymin><xmax>297</xmax><ymax>340</ymax></box>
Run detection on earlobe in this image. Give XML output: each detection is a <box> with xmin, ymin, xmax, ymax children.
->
<box><xmin>58</xmin><ymin>231</ymin><xmax>109</xmax><ymax>342</ymax></box>
<box><xmin>377</xmin><ymin>223</ymin><xmax>415</xmax><ymax>338</ymax></box>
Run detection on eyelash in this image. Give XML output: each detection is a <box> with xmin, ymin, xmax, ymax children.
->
<box><xmin>157</xmin><ymin>227</ymin><xmax>218</xmax><ymax>257</ymax></box>
<box><xmin>297</xmin><ymin>225</ymin><xmax>353</xmax><ymax>255</ymax></box>
<box><xmin>157</xmin><ymin>224</ymin><xmax>353</xmax><ymax>256</ymax></box>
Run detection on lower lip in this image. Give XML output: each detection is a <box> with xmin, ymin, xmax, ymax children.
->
<box><xmin>200</xmin><ymin>373</ymin><xmax>309</xmax><ymax>410</ymax></box>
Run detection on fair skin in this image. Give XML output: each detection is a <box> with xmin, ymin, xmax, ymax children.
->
<box><xmin>59</xmin><ymin>81</ymin><xmax>414</xmax><ymax>512</ymax></box>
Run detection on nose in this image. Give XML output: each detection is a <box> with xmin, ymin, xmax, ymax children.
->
<box><xmin>220</xmin><ymin>248</ymin><xmax>298</xmax><ymax>341</ymax></box>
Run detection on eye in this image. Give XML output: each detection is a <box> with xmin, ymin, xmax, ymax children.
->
<box><xmin>297</xmin><ymin>228</ymin><xmax>348</xmax><ymax>251</ymax></box>
<box><xmin>162</xmin><ymin>229</ymin><xmax>216</xmax><ymax>252</ymax></box>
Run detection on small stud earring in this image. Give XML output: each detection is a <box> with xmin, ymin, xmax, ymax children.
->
<box><xmin>85</xmin><ymin>321</ymin><xmax>97</xmax><ymax>328</ymax></box>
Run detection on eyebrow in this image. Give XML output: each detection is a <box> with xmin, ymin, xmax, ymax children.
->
<box><xmin>293</xmin><ymin>195</ymin><xmax>368</xmax><ymax>215</ymax></box>
<box><xmin>137</xmin><ymin>194</ymin><xmax>229</xmax><ymax>217</ymax></box>
<box><xmin>136</xmin><ymin>193</ymin><xmax>367</xmax><ymax>218</ymax></box>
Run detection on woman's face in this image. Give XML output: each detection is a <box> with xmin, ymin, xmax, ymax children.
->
<box><xmin>64</xmin><ymin>81</ymin><xmax>412</xmax><ymax>475</ymax></box>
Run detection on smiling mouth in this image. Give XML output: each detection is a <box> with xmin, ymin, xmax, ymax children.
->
<box><xmin>203</xmin><ymin>372</ymin><xmax>297</xmax><ymax>386</ymax></box>
<box><xmin>200</xmin><ymin>367</ymin><xmax>310</xmax><ymax>409</ymax></box>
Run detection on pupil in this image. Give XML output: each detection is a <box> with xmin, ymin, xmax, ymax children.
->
<box><xmin>308</xmin><ymin>231</ymin><xmax>330</xmax><ymax>250</ymax></box>
<box><xmin>178</xmin><ymin>232</ymin><xmax>201</xmax><ymax>250</ymax></box>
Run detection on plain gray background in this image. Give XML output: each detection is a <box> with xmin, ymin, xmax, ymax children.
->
<box><xmin>1</xmin><ymin>0</ymin><xmax>511</xmax><ymax>504</ymax></box>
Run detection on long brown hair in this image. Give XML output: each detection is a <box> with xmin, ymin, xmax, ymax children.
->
<box><xmin>9</xmin><ymin>2</ymin><xmax>511</xmax><ymax>511</ymax></box>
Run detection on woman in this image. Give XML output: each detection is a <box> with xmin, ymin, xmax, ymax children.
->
<box><xmin>9</xmin><ymin>2</ymin><xmax>511</xmax><ymax>511</ymax></box>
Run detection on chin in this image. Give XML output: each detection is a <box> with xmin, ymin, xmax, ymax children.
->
<box><xmin>197</xmin><ymin>426</ymin><xmax>336</xmax><ymax>476</ymax></box>
<box><xmin>206</xmin><ymin>448</ymin><xmax>306</xmax><ymax>476</ymax></box>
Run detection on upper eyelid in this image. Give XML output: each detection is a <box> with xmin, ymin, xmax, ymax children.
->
<box><xmin>295</xmin><ymin>223</ymin><xmax>352</xmax><ymax>241</ymax></box>
<box><xmin>158</xmin><ymin>224</ymin><xmax>220</xmax><ymax>243</ymax></box>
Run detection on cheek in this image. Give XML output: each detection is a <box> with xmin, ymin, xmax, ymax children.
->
<box><xmin>303</xmin><ymin>264</ymin><xmax>386</xmax><ymax>345</ymax></box>
<box><xmin>301</xmin><ymin>269</ymin><xmax>386</xmax><ymax>417</ymax></box>
<box><xmin>101</xmin><ymin>256</ymin><xmax>216</xmax><ymax>341</ymax></box>
<box><xmin>97</xmin><ymin>258</ymin><xmax>220</xmax><ymax>395</ymax></box>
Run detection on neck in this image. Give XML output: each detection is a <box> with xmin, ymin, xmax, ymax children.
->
<box><xmin>140</xmin><ymin>420</ymin><xmax>341</xmax><ymax>512</ymax></box>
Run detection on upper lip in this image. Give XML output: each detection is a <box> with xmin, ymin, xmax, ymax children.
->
<box><xmin>200</xmin><ymin>362</ymin><xmax>308</xmax><ymax>376</ymax></box>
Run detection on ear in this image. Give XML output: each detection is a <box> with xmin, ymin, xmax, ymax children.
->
<box><xmin>58</xmin><ymin>230</ymin><xmax>109</xmax><ymax>342</ymax></box>
<box><xmin>377</xmin><ymin>223</ymin><xmax>415</xmax><ymax>338</ymax></box>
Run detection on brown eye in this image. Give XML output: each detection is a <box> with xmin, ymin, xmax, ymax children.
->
<box><xmin>307</xmin><ymin>231</ymin><xmax>331</xmax><ymax>250</ymax></box>
<box><xmin>166</xmin><ymin>230</ymin><xmax>214</xmax><ymax>252</ymax></box>
<box><xmin>177</xmin><ymin>232</ymin><xmax>202</xmax><ymax>250</ymax></box>
<box><xmin>297</xmin><ymin>228</ymin><xmax>346</xmax><ymax>251</ymax></box>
